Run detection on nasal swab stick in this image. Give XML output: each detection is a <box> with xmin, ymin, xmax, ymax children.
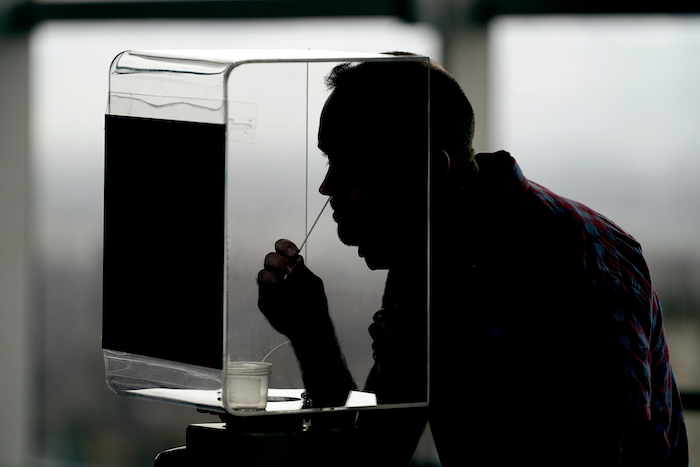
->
<box><xmin>298</xmin><ymin>198</ymin><xmax>330</xmax><ymax>251</ymax></box>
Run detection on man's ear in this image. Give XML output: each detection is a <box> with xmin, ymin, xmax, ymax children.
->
<box><xmin>432</xmin><ymin>149</ymin><xmax>451</xmax><ymax>179</ymax></box>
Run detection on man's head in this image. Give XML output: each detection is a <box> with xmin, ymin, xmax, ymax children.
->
<box><xmin>317</xmin><ymin>54</ymin><xmax>476</xmax><ymax>269</ymax></box>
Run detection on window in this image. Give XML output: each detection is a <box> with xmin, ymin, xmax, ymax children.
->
<box><xmin>490</xmin><ymin>14</ymin><xmax>700</xmax><ymax>464</ymax></box>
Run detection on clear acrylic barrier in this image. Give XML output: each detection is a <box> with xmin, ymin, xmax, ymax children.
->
<box><xmin>103</xmin><ymin>50</ymin><xmax>429</xmax><ymax>416</ymax></box>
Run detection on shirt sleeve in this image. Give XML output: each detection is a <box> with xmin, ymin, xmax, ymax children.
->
<box><xmin>593</xmin><ymin>217</ymin><xmax>687</xmax><ymax>464</ymax></box>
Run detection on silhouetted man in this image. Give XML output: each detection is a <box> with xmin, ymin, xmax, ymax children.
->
<box><xmin>257</xmin><ymin>55</ymin><xmax>688</xmax><ymax>466</ymax></box>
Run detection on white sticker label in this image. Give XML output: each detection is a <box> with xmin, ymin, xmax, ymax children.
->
<box><xmin>228</xmin><ymin>101</ymin><xmax>257</xmax><ymax>143</ymax></box>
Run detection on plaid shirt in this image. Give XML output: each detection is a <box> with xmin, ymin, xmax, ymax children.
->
<box><xmin>387</xmin><ymin>151</ymin><xmax>686</xmax><ymax>464</ymax></box>
<box><xmin>496</xmin><ymin>151</ymin><xmax>687</xmax><ymax>464</ymax></box>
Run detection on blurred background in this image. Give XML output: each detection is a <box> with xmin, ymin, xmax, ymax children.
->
<box><xmin>1</xmin><ymin>0</ymin><xmax>700</xmax><ymax>466</ymax></box>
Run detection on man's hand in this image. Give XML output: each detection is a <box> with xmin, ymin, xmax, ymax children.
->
<box><xmin>368</xmin><ymin>307</ymin><xmax>427</xmax><ymax>369</ymax></box>
<box><xmin>256</xmin><ymin>239</ymin><xmax>356</xmax><ymax>395</ymax></box>
<box><xmin>256</xmin><ymin>239</ymin><xmax>331</xmax><ymax>342</ymax></box>
<box><xmin>366</xmin><ymin>306</ymin><xmax>428</xmax><ymax>402</ymax></box>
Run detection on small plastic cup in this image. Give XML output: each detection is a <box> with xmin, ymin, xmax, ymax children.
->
<box><xmin>226</xmin><ymin>361</ymin><xmax>272</xmax><ymax>410</ymax></box>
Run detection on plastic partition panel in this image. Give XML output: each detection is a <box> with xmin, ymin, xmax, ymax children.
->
<box><xmin>225</xmin><ymin>62</ymin><xmax>309</xmax><ymax>380</ymax></box>
<box><xmin>224</xmin><ymin>61</ymin><xmax>392</xmax><ymax>415</ymax></box>
<box><xmin>104</xmin><ymin>50</ymin><xmax>229</xmax><ymax>411</ymax></box>
<box><xmin>103</xmin><ymin>51</ymin><xmax>430</xmax><ymax>416</ymax></box>
<box><xmin>103</xmin><ymin>115</ymin><xmax>227</xmax><ymax>409</ymax></box>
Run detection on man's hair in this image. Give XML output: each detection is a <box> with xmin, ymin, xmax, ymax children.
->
<box><xmin>324</xmin><ymin>52</ymin><xmax>476</xmax><ymax>177</ymax></box>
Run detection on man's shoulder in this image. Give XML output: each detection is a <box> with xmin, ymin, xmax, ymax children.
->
<box><xmin>472</xmin><ymin>151</ymin><xmax>651</xmax><ymax>288</ymax></box>
<box><xmin>472</xmin><ymin>151</ymin><xmax>663</xmax><ymax>311</ymax></box>
<box><xmin>524</xmin><ymin>172</ymin><xmax>654</xmax><ymax>300</ymax></box>
<box><xmin>475</xmin><ymin>151</ymin><xmax>636</xmax><ymax>249</ymax></box>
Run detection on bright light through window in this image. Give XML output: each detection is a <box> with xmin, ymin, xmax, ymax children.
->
<box><xmin>489</xmin><ymin>17</ymin><xmax>700</xmax><ymax>464</ymax></box>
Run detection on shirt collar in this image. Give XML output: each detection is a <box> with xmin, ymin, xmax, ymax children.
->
<box><xmin>476</xmin><ymin>150</ymin><xmax>529</xmax><ymax>186</ymax></box>
<box><xmin>472</xmin><ymin>150</ymin><xmax>531</xmax><ymax>202</ymax></box>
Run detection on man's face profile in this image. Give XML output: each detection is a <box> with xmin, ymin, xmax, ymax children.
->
<box><xmin>318</xmin><ymin>89</ymin><xmax>427</xmax><ymax>270</ymax></box>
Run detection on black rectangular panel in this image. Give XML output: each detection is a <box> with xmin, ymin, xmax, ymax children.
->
<box><xmin>103</xmin><ymin>115</ymin><xmax>225</xmax><ymax>370</ymax></box>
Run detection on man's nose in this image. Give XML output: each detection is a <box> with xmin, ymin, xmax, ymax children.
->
<box><xmin>319</xmin><ymin>168</ymin><xmax>332</xmax><ymax>196</ymax></box>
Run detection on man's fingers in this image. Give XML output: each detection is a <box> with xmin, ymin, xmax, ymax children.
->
<box><xmin>275</xmin><ymin>238</ymin><xmax>299</xmax><ymax>258</ymax></box>
<box><xmin>368</xmin><ymin>322</ymin><xmax>386</xmax><ymax>342</ymax></box>
<box><xmin>264</xmin><ymin>251</ymin><xmax>304</xmax><ymax>276</ymax></box>
<box><xmin>257</xmin><ymin>268</ymin><xmax>290</xmax><ymax>313</ymax></box>
<box><xmin>257</xmin><ymin>268</ymin><xmax>280</xmax><ymax>286</ymax></box>
<box><xmin>264</xmin><ymin>239</ymin><xmax>303</xmax><ymax>276</ymax></box>
<box><xmin>372</xmin><ymin>310</ymin><xmax>392</xmax><ymax>334</ymax></box>
<box><xmin>264</xmin><ymin>252</ymin><xmax>290</xmax><ymax>274</ymax></box>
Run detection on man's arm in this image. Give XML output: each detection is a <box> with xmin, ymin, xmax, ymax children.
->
<box><xmin>257</xmin><ymin>239</ymin><xmax>356</xmax><ymax>399</ymax></box>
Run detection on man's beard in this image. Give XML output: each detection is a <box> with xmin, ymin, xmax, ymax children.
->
<box><xmin>336</xmin><ymin>216</ymin><xmax>397</xmax><ymax>270</ymax></box>
<box><xmin>336</xmin><ymin>219</ymin><xmax>362</xmax><ymax>247</ymax></box>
